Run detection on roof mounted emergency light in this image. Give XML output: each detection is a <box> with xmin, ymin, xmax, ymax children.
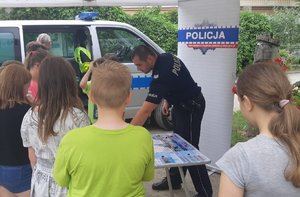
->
<box><xmin>76</xmin><ymin>12</ymin><xmax>98</xmax><ymax>21</ymax></box>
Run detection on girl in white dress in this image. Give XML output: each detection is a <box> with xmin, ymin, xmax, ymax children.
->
<box><xmin>21</xmin><ymin>56</ymin><xmax>90</xmax><ymax>197</ymax></box>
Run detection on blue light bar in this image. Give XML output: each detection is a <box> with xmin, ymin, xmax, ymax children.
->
<box><xmin>77</xmin><ymin>12</ymin><xmax>98</xmax><ymax>21</ymax></box>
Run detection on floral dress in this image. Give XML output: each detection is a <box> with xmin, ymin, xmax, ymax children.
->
<box><xmin>21</xmin><ymin>108</ymin><xmax>90</xmax><ymax>197</ymax></box>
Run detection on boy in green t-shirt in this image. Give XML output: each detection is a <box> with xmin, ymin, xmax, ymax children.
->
<box><xmin>54</xmin><ymin>60</ymin><xmax>155</xmax><ymax>197</ymax></box>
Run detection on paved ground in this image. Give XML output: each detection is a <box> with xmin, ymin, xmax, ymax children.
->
<box><xmin>144</xmin><ymin>169</ymin><xmax>220</xmax><ymax>197</ymax></box>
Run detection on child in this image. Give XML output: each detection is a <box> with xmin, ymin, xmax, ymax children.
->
<box><xmin>24</xmin><ymin>48</ymin><xmax>49</xmax><ymax>102</ymax></box>
<box><xmin>54</xmin><ymin>60</ymin><xmax>154</xmax><ymax>196</ymax></box>
<box><xmin>79</xmin><ymin>54</ymin><xmax>119</xmax><ymax>123</ymax></box>
<box><xmin>217</xmin><ymin>62</ymin><xmax>300</xmax><ymax>197</ymax></box>
<box><xmin>0</xmin><ymin>64</ymin><xmax>32</xmax><ymax>197</ymax></box>
<box><xmin>25</xmin><ymin>41</ymin><xmax>48</xmax><ymax>55</ymax></box>
<box><xmin>21</xmin><ymin>56</ymin><xmax>90</xmax><ymax>196</ymax></box>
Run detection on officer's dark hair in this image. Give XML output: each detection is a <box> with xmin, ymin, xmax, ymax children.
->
<box><xmin>75</xmin><ymin>29</ymin><xmax>87</xmax><ymax>46</ymax></box>
<box><xmin>131</xmin><ymin>45</ymin><xmax>157</xmax><ymax>61</ymax></box>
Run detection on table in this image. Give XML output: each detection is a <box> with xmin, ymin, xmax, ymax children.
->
<box><xmin>152</xmin><ymin>133</ymin><xmax>211</xmax><ymax>197</ymax></box>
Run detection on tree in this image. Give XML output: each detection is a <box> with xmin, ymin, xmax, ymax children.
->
<box><xmin>237</xmin><ymin>12</ymin><xmax>271</xmax><ymax>72</ymax></box>
<box><xmin>162</xmin><ymin>9</ymin><xmax>178</xmax><ymax>25</ymax></box>
<box><xmin>128</xmin><ymin>7</ymin><xmax>178</xmax><ymax>54</ymax></box>
<box><xmin>269</xmin><ymin>7</ymin><xmax>300</xmax><ymax>52</ymax></box>
<box><xmin>0</xmin><ymin>7</ymin><xmax>177</xmax><ymax>54</ymax></box>
<box><xmin>0</xmin><ymin>7</ymin><xmax>129</xmax><ymax>21</ymax></box>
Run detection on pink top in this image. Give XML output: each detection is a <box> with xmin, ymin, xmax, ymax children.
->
<box><xmin>28</xmin><ymin>80</ymin><xmax>38</xmax><ymax>99</ymax></box>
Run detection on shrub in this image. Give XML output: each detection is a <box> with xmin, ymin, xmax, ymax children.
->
<box><xmin>237</xmin><ymin>12</ymin><xmax>271</xmax><ymax>73</ymax></box>
<box><xmin>232</xmin><ymin>111</ymin><xmax>258</xmax><ymax>146</ymax></box>
<box><xmin>127</xmin><ymin>7</ymin><xmax>178</xmax><ymax>54</ymax></box>
<box><xmin>0</xmin><ymin>7</ymin><xmax>129</xmax><ymax>21</ymax></box>
<box><xmin>270</xmin><ymin>7</ymin><xmax>300</xmax><ymax>53</ymax></box>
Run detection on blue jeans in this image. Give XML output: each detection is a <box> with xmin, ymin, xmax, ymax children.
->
<box><xmin>0</xmin><ymin>164</ymin><xmax>32</xmax><ymax>193</ymax></box>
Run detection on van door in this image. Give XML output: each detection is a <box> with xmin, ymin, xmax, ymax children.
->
<box><xmin>23</xmin><ymin>25</ymin><xmax>93</xmax><ymax>109</ymax></box>
<box><xmin>0</xmin><ymin>27</ymin><xmax>21</xmax><ymax>66</ymax></box>
<box><xmin>23</xmin><ymin>25</ymin><xmax>93</xmax><ymax>80</ymax></box>
<box><xmin>96</xmin><ymin>27</ymin><xmax>153</xmax><ymax>119</ymax></box>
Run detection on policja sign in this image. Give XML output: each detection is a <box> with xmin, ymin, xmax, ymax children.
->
<box><xmin>178</xmin><ymin>0</ymin><xmax>240</xmax><ymax>167</ymax></box>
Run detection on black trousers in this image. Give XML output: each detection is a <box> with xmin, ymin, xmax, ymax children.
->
<box><xmin>170</xmin><ymin>93</ymin><xmax>213</xmax><ymax>197</ymax></box>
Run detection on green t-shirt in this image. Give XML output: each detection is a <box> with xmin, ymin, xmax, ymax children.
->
<box><xmin>82</xmin><ymin>81</ymin><xmax>97</xmax><ymax>123</ymax></box>
<box><xmin>53</xmin><ymin>124</ymin><xmax>154</xmax><ymax>197</ymax></box>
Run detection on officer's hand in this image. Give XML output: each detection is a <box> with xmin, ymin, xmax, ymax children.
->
<box><xmin>162</xmin><ymin>100</ymin><xmax>169</xmax><ymax>116</ymax></box>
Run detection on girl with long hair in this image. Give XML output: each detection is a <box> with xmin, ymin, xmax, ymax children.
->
<box><xmin>0</xmin><ymin>64</ymin><xmax>32</xmax><ymax>197</ymax></box>
<box><xmin>217</xmin><ymin>63</ymin><xmax>300</xmax><ymax>197</ymax></box>
<box><xmin>21</xmin><ymin>56</ymin><xmax>90</xmax><ymax>197</ymax></box>
<box><xmin>24</xmin><ymin>48</ymin><xmax>49</xmax><ymax>103</ymax></box>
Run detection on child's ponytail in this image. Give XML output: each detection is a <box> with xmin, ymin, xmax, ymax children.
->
<box><xmin>269</xmin><ymin>100</ymin><xmax>300</xmax><ymax>187</ymax></box>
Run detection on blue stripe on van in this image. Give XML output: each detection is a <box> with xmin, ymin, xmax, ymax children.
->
<box><xmin>131</xmin><ymin>76</ymin><xmax>152</xmax><ymax>89</ymax></box>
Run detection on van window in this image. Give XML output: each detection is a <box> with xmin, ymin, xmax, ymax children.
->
<box><xmin>0</xmin><ymin>33</ymin><xmax>15</xmax><ymax>64</ymax></box>
<box><xmin>24</xmin><ymin>32</ymin><xmax>74</xmax><ymax>58</ymax></box>
<box><xmin>23</xmin><ymin>26</ymin><xmax>92</xmax><ymax>59</ymax></box>
<box><xmin>97</xmin><ymin>28</ymin><xmax>145</xmax><ymax>63</ymax></box>
<box><xmin>0</xmin><ymin>27</ymin><xmax>21</xmax><ymax>66</ymax></box>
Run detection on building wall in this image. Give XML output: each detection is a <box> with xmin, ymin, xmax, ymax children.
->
<box><xmin>240</xmin><ymin>0</ymin><xmax>298</xmax><ymax>7</ymax></box>
<box><xmin>122</xmin><ymin>0</ymin><xmax>298</xmax><ymax>15</ymax></box>
<box><xmin>122</xmin><ymin>6</ymin><xmax>177</xmax><ymax>15</ymax></box>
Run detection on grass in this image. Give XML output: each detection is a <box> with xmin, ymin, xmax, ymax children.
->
<box><xmin>231</xmin><ymin>111</ymin><xmax>259</xmax><ymax>146</ymax></box>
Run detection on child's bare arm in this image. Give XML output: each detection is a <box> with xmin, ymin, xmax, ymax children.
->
<box><xmin>79</xmin><ymin>61</ymin><xmax>94</xmax><ymax>90</ymax></box>
<box><xmin>28</xmin><ymin>147</ymin><xmax>37</xmax><ymax>169</ymax></box>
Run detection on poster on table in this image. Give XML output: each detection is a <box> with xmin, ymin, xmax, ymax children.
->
<box><xmin>153</xmin><ymin>133</ymin><xmax>211</xmax><ymax>168</ymax></box>
<box><xmin>178</xmin><ymin>0</ymin><xmax>240</xmax><ymax>166</ymax></box>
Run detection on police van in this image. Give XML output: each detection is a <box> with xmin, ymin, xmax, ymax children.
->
<box><xmin>0</xmin><ymin>15</ymin><xmax>172</xmax><ymax>129</ymax></box>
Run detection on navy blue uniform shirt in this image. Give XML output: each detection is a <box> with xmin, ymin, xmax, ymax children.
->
<box><xmin>145</xmin><ymin>53</ymin><xmax>200</xmax><ymax>107</ymax></box>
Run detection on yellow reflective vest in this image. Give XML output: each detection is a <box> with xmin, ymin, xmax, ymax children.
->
<box><xmin>74</xmin><ymin>47</ymin><xmax>91</xmax><ymax>73</ymax></box>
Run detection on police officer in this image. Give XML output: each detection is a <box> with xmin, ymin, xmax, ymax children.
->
<box><xmin>74</xmin><ymin>29</ymin><xmax>92</xmax><ymax>74</ymax></box>
<box><xmin>131</xmin><ymin>45</ymin><xmax>212</xmax><ymax>197</ymax></box>
<box><xmin>73</xmin><ymin>29</ymin><xmax>92</xmax><ymax>111</ymax></box>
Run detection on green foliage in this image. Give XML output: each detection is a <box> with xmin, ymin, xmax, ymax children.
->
<box><xmin>278</xmin><ymin>49</ymin><xmax>295</xmax><ymax>69</ymax></box>
<box><xmin>127</xmin><ymin>7</ymin><xmax>178</xmax><ymax>54</ymax></box>
<box><xmin>293</xmin><ymin>57</ymin><xmax>300</xmax><ymax>65</ymax></box>
<box><xmin>292</xmin><ymin>81</ymin><xmax>300</xmax><ymax>106</ymax></box>
<box><xmin>231</xmin><ymin>111</ymin><xmax>248</xmax><ymax>146</ymax></box>
<box><xmin>0</xmin><ymin>7</ymin><xmax>177</xmax><ymax>54</ymax></box>
<box><xmin>231</xmin><ymin>111</ymin><xmax>259</xmax><ymax>146</ymax></box>
<box><xmin>162</xmin><ymin>10</ymin><xmax>178</xmax><ymax>25</ymax></box>
<box><xmin>0</xmin><ymin>7</ymin><xmax>129</xmax><ymax>22</ymax></box>
<box><xmin>237</xmin><ymin>12</ymin><xmax>271</xmax><ymax>73</ymax></box>
<box><xmin>269</xmin><ymin>7</ymin><xmax>300</xmax><ymax>53</ymax></box>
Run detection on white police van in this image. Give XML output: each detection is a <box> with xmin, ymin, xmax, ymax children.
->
<box><xmin>0</xmin><ymin>14</ymin><xmax>172</xmax><ymax>129</ymax></box>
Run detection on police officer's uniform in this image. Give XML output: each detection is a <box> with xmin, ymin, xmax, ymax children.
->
<box><xmin>146</xmin><ymin>53</ymin><xmax>212</xmax><ymax>197</ymax></box>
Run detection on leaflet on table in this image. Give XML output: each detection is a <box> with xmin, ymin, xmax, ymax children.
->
<box><xmin>155</xmin><ymin>152</ymin><xmax>183</xmax><ymax>165</ymax></box>
<box><xmin>152</xmin><ymin>133</ymin><xmax>210</xmax><ymax>165</ymax></box>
